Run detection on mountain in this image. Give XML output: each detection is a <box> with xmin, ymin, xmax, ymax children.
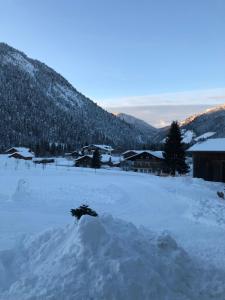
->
<box><xmin>152</xmin><ymin>104</ymin><xmax>225</xmax><ymax>145</ymax></box>
<box><xmin>116</xmin><ymin>113</ymin><xmax>157</xmax><ymax>137</ymax></box>
<box><xmin>180</xmin><ymin>104</ymin><xmax>225</xmax><ymax>137</ymax></box>
<box><xmin>0</xmin><ymin>43</ymin><xmax>150</xmax><ymax>150</ymax></box>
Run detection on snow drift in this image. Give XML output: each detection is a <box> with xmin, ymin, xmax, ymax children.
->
<box><xmin>0</xmin><ymin>215</ymin><xmax>225</xmax><ymax>300</ymax></box>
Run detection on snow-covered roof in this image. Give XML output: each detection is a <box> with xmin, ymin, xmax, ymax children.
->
<box><xmin>9</xmin><ymin>150</ymin><xmax>34</xmax><ymax>158</ymax></box>
<box><xmin>124</xmin><ymin>150</ymin><xmax>164</xmax><ymax>160</ymax></box>
<box><xmin>188</xmin><ymin>138</ymin><xmax>225</xmax><ymax>152</ymax></box>
<box><xmin>122</xmin><ymin>150</ymin><xmax>139</xmax><ymax>155</ymax></box>
<box><xmin>6</xmin><ymin>147</ymin><xmax>31</xmax><ymax>153</ymax></box>
<box><xmin>83</xmin><ymin>144</ymin><xmax>114</xmax><ymax>151</ymax></box>
<box><xmin>76</xmin><ymin>154</ymin><xmax>120</xmax><ymax>164</ymax></box>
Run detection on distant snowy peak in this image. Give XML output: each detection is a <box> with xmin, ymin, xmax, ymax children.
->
<box><xmin>117</xmin><ymin>113</ymin><xmax>157</xmax><ymax>136</ymax></box>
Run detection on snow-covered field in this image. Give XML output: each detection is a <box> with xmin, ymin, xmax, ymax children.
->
<box><xmin>1</xmin><ymin>155</ymin><xmax>225</xmax><ymax>299</ymax></box>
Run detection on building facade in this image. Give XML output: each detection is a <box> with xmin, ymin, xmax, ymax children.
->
<box><xmin>188</xmin><ymin>138</ymin><xmax>225</xmax><ymax>182</ymax></box>
<box><xmin>121</xmin><ymin>151</ymin><xmax>166</xmax><ymax>174</ymax></box>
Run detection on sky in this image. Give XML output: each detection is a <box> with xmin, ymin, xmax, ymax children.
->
<box><xmin>0</xmin><ymin>0</ymin><xmax>225</xmax><ymax>126</ymax></box>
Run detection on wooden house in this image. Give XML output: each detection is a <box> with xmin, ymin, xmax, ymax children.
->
<box><xmin>5</xmin><ymin>147</ymin><xmax>32</xmax><ymax>154</ymax></box>
<box><xmin>82</xmin><ymin>144</ymin><xmax>113</xmax><ymax>155</ymax></box>
<box><xmin>121</xmin><ymin>151</ymin><xmax>166</xmax><ymax>174</ymax></box>
<box><xmin>188</xmin><ymin>138</ymin><xmax>225</xmax><ymax>182</ymax></box>
<box><xmin>75</xmin><ymin>155</ymin><xmax>93</xmax><ymax>168</ymax></box>
<box><xmin>6</xmin><ymin>147</ymin><xmax>34</xmax><ymax>160</ymax></box>
<box><xmin>122</xmin><ymin>150</ymin><xmax>139</xmax><ymax>159</ymax></box>
<box><xmin>9</xmin><ymin>152</ymin><xmax>34</xmax><ymax>160</ymax></box>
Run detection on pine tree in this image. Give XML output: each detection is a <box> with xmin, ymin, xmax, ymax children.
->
<box><xmin>91</xmin><ymin>149</ymin><xmax>101</xmax><ymax>169</ymax></box>
<box><xmin>163</xmin><ymin>121</ymin><xmax>189</xmax><ymax>175</ymax></box>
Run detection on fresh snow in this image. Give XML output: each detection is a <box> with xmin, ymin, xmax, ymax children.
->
<box><xmin>1</xmin><ymin>215</ymin><xmax>225</xmax><ymax>300</ymax></box>
<box><xmin>194</xmin><ymin>132</ymin><xmax>216</xmax><ymax>141</ymax></box>
<box><xmin>181</xmin><ymin>129</ymin><xmax>195</xmax><ymax>144</ymax></box>
<box><xmin>161</xmin><ymin>130</ymin><xmax>195</xmax><ymax>144</ymax></box>
<box><xmin>1</xmin><ymin>155</ymin><xmax>225</xmax><ymax>299</ymax></box>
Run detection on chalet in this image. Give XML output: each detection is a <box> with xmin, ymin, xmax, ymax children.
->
<box><xmin>122</xmin><ymin>150</ymin><xmax>139</xmax><ymax>159</ymax></box>
<box><xmin>9</xmin><ymin>152</ymin><xmax>34</xmax><ymax>160</ymax></box>
<box><xmin>6</xmin><ymin>147</ymin><xmax>34</xmax><ymax>160</ymax></box>
<box><xmin>75</xmin><ymin>155</ymin><xmax>93</xmax><ymax>168</ymax></box>
<box><xmin>188</xmin><ymin>138</ymin><xmax>225</xmax><ymax>182</ymax></box>
<box><xmin>121</xmin><ymin>151</ymin><xmax>166</xmax><ymax>174</ymax></box>
<box><xmin>5</xmin><ymin>147</ymin><xmax>32</xmax><ymax>155</ymax></box>
<box><xmin>82</xmin><ymin>144</ymin><xmax>113</xmax><ymax>155</ymax></box>
<box><xmin>75</xmin><ymin>153</ymin><xmax>120</xmax><ymax>168</ymax></box>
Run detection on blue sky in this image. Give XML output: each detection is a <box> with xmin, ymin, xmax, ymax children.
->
<box><xmin>0</xmin><ymin>0</ymin><xmax>225</xmax><ymax>125</ymax></box>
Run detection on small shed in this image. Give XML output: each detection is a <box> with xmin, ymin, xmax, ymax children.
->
<box><xmin>188</xmin><ymin>138</ymin><xmax>225</xmax><ymax>182</ymax></box>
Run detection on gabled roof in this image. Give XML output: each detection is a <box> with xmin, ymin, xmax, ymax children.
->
<box><xmin>122</xmin><ymin>150</ymin><xmax>163</xmax><ymax>159</ymax></box>
<box><xmin>75</xmin><ymin>155</ymin><xmax>92</xmax><ymax>161</ymax></box>
<box><xmin>83</xmin><ymin>144</ymin><xmax>114</xmax><ymax>151</ymax></box>
<box><xmin>9</xmin><ymin>151</ymin><xmax>34</xmax><ymax>158</ymax></box>
<box><xmin>6</xmin><ymin>147</ymin><xmax>31</xmax><ymax>153</ymax></box>
<box><xmin>188</xmin><ymin>138</ymin><xmax>225</xmax><ymax>152</ymax></box>
<box><xmin>124</xmin><ymin>151</ymin><xmax>164</xmax><ymax>161</ymax></box>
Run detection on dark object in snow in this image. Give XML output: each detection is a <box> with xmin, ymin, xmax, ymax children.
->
<box><xmin>33</xmin><ymin>159</ymin><xmax>55</xmax><ymax>164</ymax></box>
<box><xmin>70</xmin><ymin>205</ymin><xmax>98</xmax><ymax>220</ymax></box>
<box><xmin>217</xmin><ymin>191</ymin><xmax>224</xmax><ymax>199</ymax></box>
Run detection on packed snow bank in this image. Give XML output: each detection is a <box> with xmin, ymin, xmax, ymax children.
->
<box><xmin>1</xmin><ymin>215</ymin><xmax>225</xmax><ymax>300</ymax></box>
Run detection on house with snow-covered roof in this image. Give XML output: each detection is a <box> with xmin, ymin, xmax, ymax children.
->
<box><xmin>5</xmin><ymin>147</ymin><xmax>32</xmax><ymax>154</ymax></box>
<box><xmin>188</xmin><ymin>138</ymin><xmax>225</xmax><ymax>182</ymax></box>
<box><xmin>6</xmin><ymin>147</ymin><xmax>34</xmax><ymax>160</ymax></box>
<box><xmin>121</xmin><ymin>150</ymin><xmax>166</xmax><ymax>174</ymax></box>
<box><xmin>82</xmin><ymin>144</ymin><xmax>114</xmax><ymax>155</ymax></box>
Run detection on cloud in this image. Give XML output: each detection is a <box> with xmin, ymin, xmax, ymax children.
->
<box><xmin>107</xmin><ymin>104</ymin><xmax>214</xmax><ymax>128</ymax></box>
<box><xmin>99</xmin><ymin>88</ymin><xmax>225</xmax><ymax>107</ymax></box>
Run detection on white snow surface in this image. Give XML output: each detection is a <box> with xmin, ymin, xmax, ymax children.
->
<box><xmin>1</xmin><ymin>155</ymin><xmax>225</xmax><ymax>299</ymax></box>
<box><xmin>189</xmin><ymin>138</ymin><xmax>225</xmax><ymax>152</ymax></box>
<box><xmin>1</xmin><ymin>215</ymin><xmax>225</xmax><ymax>300</ymax></box>
<box><xmin>194</xmin><ymin>132</ymin><xmax>216</xmax><ymax>141</ymax></box>
<box><xmin>181</xmin><ymin>129</ymin><xmax>195</xmax><ymax>144</ymax></box>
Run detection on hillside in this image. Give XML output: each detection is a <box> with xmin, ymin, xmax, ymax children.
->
<box><xmin>117</xmin><ymin>113</ymin><xmax>157</xmax><ymax>137</ymax></box>
<box><xmin>180</xmin><ymin>104</ymin><xmax>225</xmax><ymax>137</ymax></box>
<box><xmin>0</xmin><ymin>43</ymin><xmax>148</xmax><ymax>149</ymax></box>
<box><xmin>152</xmin><ymin>103</ymin><xmax>225</xmax><ymax>144</ymax></box>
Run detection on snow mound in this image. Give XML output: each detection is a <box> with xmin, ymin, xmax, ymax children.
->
<box><xmin>0</xmin><ymin>215</ymin><xmax>225</xmax><ymax>300</ymax></box>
